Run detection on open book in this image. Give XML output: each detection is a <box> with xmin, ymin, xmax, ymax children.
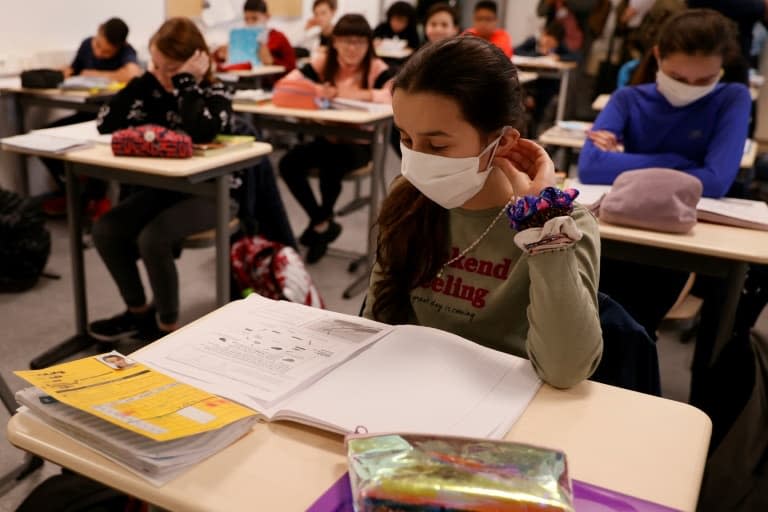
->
<box><xmin>569</xmin><ymin>179</ymin><xmax>768</xmax><ymax>231</ymax></box>
<box><xmin>135</xmin><ymin>295</ymin><xmax>542</xmax><ymax>440</ymax></box>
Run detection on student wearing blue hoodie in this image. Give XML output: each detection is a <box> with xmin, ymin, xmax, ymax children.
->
<box><xmin>579</xmin><ymin>9</ymin><xmax>752</xmax><ymax>340</ymax></box>
<box><xmin>578</xmin><ymin>9</ymin><xmax>751</xmax><ymax>199</ymax></box>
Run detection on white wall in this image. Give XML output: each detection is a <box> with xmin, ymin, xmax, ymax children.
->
<box><xmin>0</xmin><ymin>0</ymin><xmax>164</xmax><ymax>71</ymax></box>
<box><xmin>504</xmin><ymin>0</ymin><xmax>541</xmax><ymax>47</ymax></box>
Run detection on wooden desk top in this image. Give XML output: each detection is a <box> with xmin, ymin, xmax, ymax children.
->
<box><xmin>233</xmin><ymin>101</ymin><xmax>393</xmax><ymax>124</ymax></box>
<box><xmin>599</xmin><ymin>218</ymin><xmax>768</xmax><ymax>264</ymax></box>
<box><xmin>0</xmin><ymin>142</ymin><xmax>273</xmax><ymax>178</ymax></box>
<box><xmin>7</xmin><ymin>380</ymin><xmax>710</xmax><ymax>512</ymax></box>
<box><xmin>518</xmin><ymin>71</ymin><xmax>539</xmax><ymax>85</ymax></box>
<box><xmin>0</xmin><ymin>85</ymin><xmax>114</xmax><ymax>103</ymax></box>
<box><xmin>216</xmin><ymin>65</ymin><xmax>286</xmax><ymax>79</ymax></box>
<box><xmin>593</xmin><ymin>87</ymin><xmax>759</xmax><ymax>112</ymax></box>
<box><xmin>512</xmin><ymin>55</ymin><xmax>577</xmax><ymax>71</ymax></box>
<box><xmin>375</xmin><ymin>47</ymin><xmax>414</xmax><ymax>60</ymax></box>
<box><xmin>539</xmin><ymin>124</ymin><xmax>756</xmax><ymax>168</ymax></box>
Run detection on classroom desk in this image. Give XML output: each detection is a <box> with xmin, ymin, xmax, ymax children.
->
<box><xmin>375</xmin><ymin>47</ymin><xmax>414</xmax><ymax>60</ymax></box>
<box><xmin>233</xmin><ymin>101</ymin><xmax>393</xmax><ymax>299</ymax></box>
<box><xmin>6</xmin><ymin>379</ymin><xmax>711</xmax><ymax>511</ymax></box>
<box><xmin>0</xmin><ymin>84</ymin><xmax>115</xmax><ymax>195</ymax></box>
<box><xmin>0</xmin><ymin>139</ymin><xmax>272</xmax><ymax>369</ymax></box>
<box><xmin>517</xmin><ymin>70</ymin><xmax>539</xmax><ymax>85</ymax></box>
<box><xmin>539</xmin><ymin>125</ymin><xmax>757</xmax><ymax>169</ymax></box>
<box><xmin>512</xmin><ymin>55</ymin><xmax>577</xmax><ymax>122</ymax></box>
<box><xmin>592</xmin><ymin>87</ymin><xmax>760</xmax><ymax>112</ymax></box>
<box><xmin>598</xmin><ymin>219</ymin><xmax>768</xmax><ymax>403</ymax></box>
<box><xmin>216</xmin><ymin>65</ymin><xmax>286</xmax><ymax>89</ymax></box>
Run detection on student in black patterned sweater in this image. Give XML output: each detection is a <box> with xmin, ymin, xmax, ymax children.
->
<box><xmin>89</xmin><ymin>17</ymin><xmax>293</xmax><ymax>344</ymax></box>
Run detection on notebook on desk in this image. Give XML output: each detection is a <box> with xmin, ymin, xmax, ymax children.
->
<box><xmin>134</xmin><ymin>294</ymin><xmax>542</xmax><ymax>440</ymax></box>
<box><xmin>0</xmin><ymin>132</ymin><xmax>93</xmax><ymax>154</ymax></box>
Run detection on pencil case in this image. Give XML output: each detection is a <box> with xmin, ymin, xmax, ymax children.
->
<box><xmin>111</xmin><ymin>124</ymin><xmax>193</xmax><ymax>158</ymax></box>
<box><xmin>345</xmin><ymin>432</ymin><xmax>574</xmax><ymax>511</ymax></box>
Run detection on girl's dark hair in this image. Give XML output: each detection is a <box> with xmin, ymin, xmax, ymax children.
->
<box><xmin>325</xmin><ymin>14</ymin><xmax>375</xmax><ymax>88</ymax></box>
<box><xmin>312</xmin><ymin>0</ymin><xmax>336</xmax><ymax>10</ymax></box>
<box><xmin>387</xmin><ymin>1</ymin><xmax>417</xmax><ymax>24</ymax></box>
<box><xmin>150</xmin><ymin>17</ymin><xmax>214</xmax><ymax>83</ymax></box>
<box><xmin>371</xmin><ymin>37</ymin><xmax>524</xmax><ymax>323</ymax></box>
<box><xmin>631</xmin><ymin>8</ymin><xmax>743</xmax><ymax>85</ymax></box>
<box><xmin>426</xmin><ymin>2</ymin><xmax>460</xmax><ymax>28</ymax></box>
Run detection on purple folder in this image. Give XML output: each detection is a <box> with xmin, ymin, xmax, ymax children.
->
<box><xmin>307</xmin><ymin>473</ymin><xmax>681</xmax><ymax>512</ymax></box>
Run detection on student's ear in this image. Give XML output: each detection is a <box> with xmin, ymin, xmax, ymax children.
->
<box><xmin>496</xmin><ymin>128</ymin><xmax>521</xmax><ymax>155</ymax></box>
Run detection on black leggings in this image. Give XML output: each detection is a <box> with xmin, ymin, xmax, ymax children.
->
<box><xmin>92</xmin><ymin>188</ymin><xmax>232</xmax><ymax>325</ymax></box>
<box><xmin>278</xmin><ymin>137</ymin><xmax>371</xmax><ymax>226</ymax></box>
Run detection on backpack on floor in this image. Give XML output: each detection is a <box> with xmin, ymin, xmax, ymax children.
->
<box><xmin>16</xmin><ymin>470</ymin><xmax>144</xmax><ymax>512</ymax></box>
<box><xmin>0</xmin><ymin>188</ymin><xmax>51</xmax><ymax>292</ymax></box>
<box><xmin>231</xmin><ymin>234</ymin><xmax>324</xmax><ymax>308</ymax></box>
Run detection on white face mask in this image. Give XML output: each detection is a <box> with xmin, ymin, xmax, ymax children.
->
<box><xmin>656</xmin><ymin>68</ymin><xmax>719</xmax><ymax>107</ymax></box>
<box><xmin>400</xmin><ymin>132</ymin><xmax>505</xmax><ymax>209</ymax></box>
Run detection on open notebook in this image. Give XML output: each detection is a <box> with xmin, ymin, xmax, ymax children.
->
<box><xmin>134</xmin><ymin>295</ymin><xmax>542</xmax><ymax>440</ymax></box>
<box><xmin>570</xmin><ymin>179</ymin><xmax>768</xmax><ymax>231</ymax></box>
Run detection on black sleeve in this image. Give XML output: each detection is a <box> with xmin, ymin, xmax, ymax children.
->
<box><xmin>373</xmin><ymin>67</ymin><xmax>396</xmax><ymax>90</ymax></box>
<box><xmin>172</xmin><ymin>73</ymin><xmax>234</xmax><ymax>143</ymax></box>
<box><xmin>514</xmin><ymin>37</ymin><xmax>539</xmax><ymax>56</ymax></box>
<box><xmin>95</xmin><ymin>75</ymin><xmax>151</xmax><ymax>134</ymax></box>
<box><xmin>299</xmin><ymin>62</ymin><xmax>321</xmax><ymax>83</ymax></box>
<box><xmin>406</xmin><ymin>27</ymin><xmax>421</xmax><ymax>50</ymax></box>
<box><xmin>373</xmin><ymin>23</ymin><xmax>392</xmax><ymax>39</ymax></box>
<box><xmin>70</xmin><ymin>39</ymin><xmax>89</xmax><ymax>75</ymax></box>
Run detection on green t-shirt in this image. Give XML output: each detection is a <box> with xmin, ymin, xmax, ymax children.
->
<box><xmin>364</xmin><ymin>204</ymin><xmax>603</xmax><ymax>388</ymax></box>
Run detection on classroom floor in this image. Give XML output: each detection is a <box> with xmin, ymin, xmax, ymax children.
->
<box><xmin>0</xmin><ymin>148</ymin><xmax>749</xmax><ymax>509</ymax></box>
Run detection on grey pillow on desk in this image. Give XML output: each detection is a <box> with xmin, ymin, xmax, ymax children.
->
<box><xmin>597</xmin><ymin>168</ymin><xmax>702</xmax><ymax>234</ymax></box>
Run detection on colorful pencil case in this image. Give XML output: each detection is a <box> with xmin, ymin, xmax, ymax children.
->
<box><xmin>346</xmin><ymin>432</ymin><xmax>574</xmax><ymax>512</ymax></box>
<box><xmin>111</xmin><ymin>124</ymin><xmax>193</xmax><ymax>158</ymax></box>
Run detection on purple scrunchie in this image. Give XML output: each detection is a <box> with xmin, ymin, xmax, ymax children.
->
<box><xmin>506</xmin><ymin>187</ymin><xmax>579</xmax><ymax>231</ymax></box>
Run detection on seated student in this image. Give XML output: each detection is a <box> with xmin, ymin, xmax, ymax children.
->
<box><xmin>373</xmin><ymin>1</ymin><xmax>421</xmax><ymax>52</ymax></box>
<box><xmin>424</xmin><ymin>2</ymin><xmax>461</xmax><ymax>44</ymax></box>
<box><xmin>304</xmin><ymin>0</ymin><xmax>337</xmax><ymax>49</ymax></box>
<box><xmin>42</xmin><ymin>18</ymin><xmax>142</xmax><ymax>217</ymax></box>
<box><xmin>464</xmin><ymin>1</ymin><xmax>513</xmax><ymax>57</ymax></box>
<box><xmin>363</xmin><ymin>37</ymin><xmax>602</xmax><ymax>389</ymax></box>
<box><xmin>578</xmin><ymin>9</ymin><xmax>752</xmax><ymax>338</ymax></box>
<box><xmin>90</xmin><ymin>17</ymin><xmax>293</xmax><ymax>343</ymax></box>
<box><xmin>536</xmin><ymin>0</ymin><xmax>584</xmax><ymax>53</ymax></box>
<box><xmin>64</xmin><ymin>17</ymin><xmax>142</xmax><ymax>82</ymax></box>
<box><xmin>515</xmin><ymin>22</ymin><xmax>578</xmax><ymax>135</ymax></box>
<box><xmin>213</xmin><ymin>0</ymin><xmax>296</xmax><ymax>75</ymax></box>
<box><xmin>278</xmin><ymin>14</ymin><xmax>395</xmax><ymax>264</ymax></box>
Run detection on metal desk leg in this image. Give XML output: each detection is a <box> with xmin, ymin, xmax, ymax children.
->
<box><xmin>30</xmin><ymin>163</ymin><xmax>96</xmax><ymax>369</ymax></box>
<box><xmin>689</xmin><ymin>261</ymin><xmax>748</xmax><ymax>405</ymax></box>
<box><xmin>555</xmin><ymin>69</ymin><xmax>571</xmax><ymax>123</ymax></box>
<box><xmin>215</xmin><ymin>175</ymin><xmax>230</xmax><ymax>306</ymax></box>
<box><xmin>13</xmin><ymin>94</ymin><xmax>30</xmax><ymax>196</ymax></box>
<box><xmin>343</xmin><ymin>120</ymin><xmax>391</xmax><ymax>299</ymax></box>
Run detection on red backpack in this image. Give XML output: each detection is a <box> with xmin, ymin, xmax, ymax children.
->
<box><xmin>231</xmin><ymin>235</ymin><xmax>324</xmax><ymax>308</ymax></box>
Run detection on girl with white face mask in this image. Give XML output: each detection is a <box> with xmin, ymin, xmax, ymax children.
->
<box><xmin>363</xmin><ymin>37</ymin><xmax>603</xmax><ymax>390</ymax></box>
<box><xmin>579</xmin><ymin>9</ymin><xmax>751</xmax><ymax>199</ymax></box>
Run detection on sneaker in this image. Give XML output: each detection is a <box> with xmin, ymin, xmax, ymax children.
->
<box><xmin>305</xmin><ymin>242</ymin><xmax>328</xmax><ymax>264</ymax></box>
<box><xmin>299</xmin><ymin>225</ymin><xmax>317</xmax><ymax>246</ymax></box>
<box><xmin>86</xmin><ymin>198</ymin><xmax>111</xmax><ymax>221</ymax></box>
<box><xmin>134</xmin><ymin>321</ymin><xmax>174</xmax><ymax>345</ymax></box>
<box><xmin>315</xmin><ymin>220</ymin><xmax>342</xmax><ymax>244</ymax></box>
<box><xmin>89</xmin><ymin>308</ymin><xmax>155</xmax><ymax>342</ymax></box>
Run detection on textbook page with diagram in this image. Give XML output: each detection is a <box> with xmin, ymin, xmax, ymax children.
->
<box><xmin>135</xmin><ymin>295</ymin><xmax>542</xmax><ymax>439</ymax></box>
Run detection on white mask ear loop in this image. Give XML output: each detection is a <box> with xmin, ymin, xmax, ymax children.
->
<box><xmin>480</xmin><ymin>127</ymin><xmax>508</xmax><ymax>173</ymax></box>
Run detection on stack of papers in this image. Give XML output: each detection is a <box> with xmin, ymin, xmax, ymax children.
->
<box><xmin>0</xmin><ymin>133</ymin><xmax>93</xmax><ymax>154</ymax></box>
<box><xmin>330</xmin><ymin>98</ymin><xmax>393</xmax><ymax>114</ymax></box>
<box><xmin>31</xmin><ymin>120</ymin><xmax>112</xmax><ymax>145</ymax></box>
<box><xmin>15</xmin><ymin>352</ymin><xmax>258</xmax><ymax>485</ymax></box>
<box><xmin>233</xmin><ymin>88</ymin><xmax>273</xmax><ymax>103</ymax></box>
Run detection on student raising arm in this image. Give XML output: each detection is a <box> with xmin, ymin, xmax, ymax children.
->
<box><xmin>364</xmin><ymin>38</ymin><xmax>602</xmax><ymax>389</ymax></box>
<box><xmin>578</xmin><ymin>9</ymin><xmax>752</xmax><ymax>198</ymax></box>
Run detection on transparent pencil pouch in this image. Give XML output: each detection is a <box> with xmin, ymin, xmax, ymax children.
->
<box><xmin>345</xmin><ymin>432</ymin><xmax>574</xmax><ymax>512</ymax></box>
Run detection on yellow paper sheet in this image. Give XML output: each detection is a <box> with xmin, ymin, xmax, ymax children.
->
<box><xmin>16</xmin><ymin>352</ymin><xmax>256</xmax><ymax>442</ymax></box>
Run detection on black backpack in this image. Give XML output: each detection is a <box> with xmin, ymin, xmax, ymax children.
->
<box><xmin>15</xmin><ymin>471</ymin><xmax>139</xmax><ymax>512</ymax></box>
<box><xmin>0</xmin><ymin>188</ymin><xmax>51</xmax><ymax>292</ymax></box>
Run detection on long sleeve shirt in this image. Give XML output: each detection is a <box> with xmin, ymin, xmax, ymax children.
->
<box><xmin>364</xmin><ymin>205</ymin><xmax>603</xmax><ymax>389</ymax></box>
<box><xmin>578</xmin><ymin>82</ymin><xmax>752</xmax><ymax>198</ymax></box>
<box><xmin>96</xmin><ymin>72</ymin><xmax>233</xmax><ymax>143</ymax></box>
